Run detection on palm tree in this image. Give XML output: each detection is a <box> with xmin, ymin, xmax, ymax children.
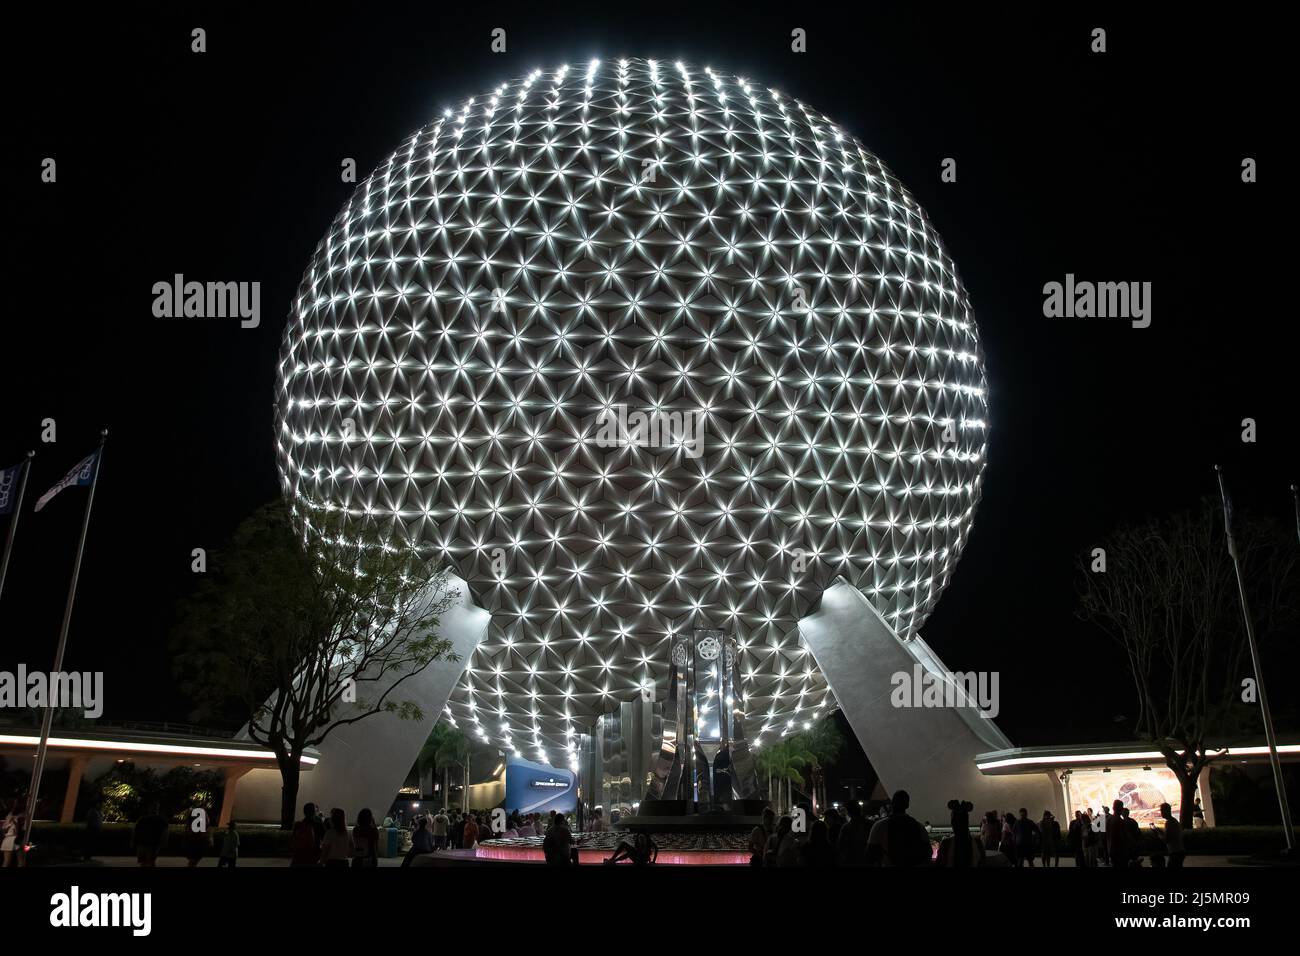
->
<box><xmin>417</xmin><ymin>723</ymin><xmax>470</xmax><ymax>810</ymax></box>
<box><xmin>801</xmin><ymin>721</ymin><xmax>845</xmax><ymax>811</ymax></box>
<box><xmin>755</xmin><ymin>740</ymin><xmax>810</xmax><ymax>813</ymax></box>
<box><xmin>435</xmin><ymin>726</ymin><xmax>471</xmax><ymax>811</ymax></box>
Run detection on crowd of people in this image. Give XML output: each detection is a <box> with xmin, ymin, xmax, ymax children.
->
<box><xmin>8</xmin><ymin>788</ymin><xmax>1191</xmax><ymax>868</ymax></box>
<box><xmin>744</xmin><ymin>790</ymin><xmax>1190</xmax><ymax>867</ymax></box>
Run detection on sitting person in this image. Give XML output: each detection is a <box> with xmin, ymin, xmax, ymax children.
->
<box><xmin>603</xmin><ymin>831</ymin><xmax>658</xmax><ymax>866</ymax></box>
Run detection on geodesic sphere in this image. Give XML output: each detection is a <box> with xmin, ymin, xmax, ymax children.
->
<box><xmin>274</xmin><ymin>58</ymin><xmax>988</xmax><ymax>762</ymax></box>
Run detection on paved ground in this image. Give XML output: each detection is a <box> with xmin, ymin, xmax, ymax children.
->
<box><xmin>60</xmin><ymin>853</ymin><xmax>1250</xmax><ymax>867</ymax></box>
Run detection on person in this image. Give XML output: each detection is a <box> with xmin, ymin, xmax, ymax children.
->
<box><xmin>132</xmin><ymin>804</ymin><xmax>169</xmax><ymax>867</ymax></box>
<box><xmin>1039</xmin><ymin>810</ymin><xmax>1060</xmax><ymax>867</ymax></box>
<box><xmin>1158</xmin><ymin>803</ymin><xmax>1185</xmax><ymax>867</ymax></box>
<box><xmin>1068</xmin><ymin>811</ymin><xmax>1087</xmax><ymax>868</ymax></box>
<box><xmin>1095</xmin><ymin>806</ymin><xmax>1111</xmax><ymax>866</ymax></box>
<box><xmin>84</xmin><ymin>802</ymin><xmax>103</xmax><ymax>862</ymax></box>
<box><xmin>1107</xmin><ymin>800</ymin><xmax>1130</xmax><ymax>869</ymax></box>
<box><xmin>432</xmin><ymin>808</ymin><xmax>449</xmax><ymax>850</ymax></box>
<box><xmin>999</xmin><ymin>812</ymin><xmax>1018</xmax><ymax>866</ymax></box>
<box><xmin>935</xmin><ymin>800</ymin><xmax>983</xmax><ymax>867</ymax></box>
<box><xmin>1123</xmin><ymin>806</ymin><xmax>1142</xmax><ymax>864</ymax></box>
<box><xmin>604</xmin><ymin>831</ymin><xmax>657</xmax><ymax>865</ymax></box>
<box><xmin>1013</xmin><ymin>808</ymin><xmax>1040</xmax><ymax>867</ymax></box>
<box><xmin>290</xmin><ymin>802</ymin><xmax>325</xmax><ymax>867</ymax></box>
<box><xmin>402</xmin><ymin>816</ymin><xmax>434</xmax><ymax>866</ymax></box>
<box><xmin>1</xmin><ymin>801</ymin><xmax>21</xmax><ymax>868</ymax></box>
<box><xmin>217</xmin><ymin>821</ymin><xmax>240</xmax><ymax>867</ymax></box>
<box><xmin>749</xmin><ymin>807</ymin><xmax>774</xmax><ymax>866</ymax></box>
<box><xmin>826</xmin><ymin>807</ymin><xmax>844</xmax><ymax>850</ymax></box>
<box><xmin>801</xmin><ymin>819</ymin><xmax>836</xmax><ymax>867</ymax></box>
<box><xmin>1083</xmin><ymin>810</ymin><xmax>1098</xmax><ymax>868</ymax></box>
<box><xmin>462</xmin><ymin>813</ymin><xmax>480</xmax><ymax>849</ymax></box>
<box><xmin>352</xmin><ymin>808</ymin><xmax>380</xmax><ymax>868</ymax></box>
<box><xmin>542</xmin><ymin>812</ymin><xmax>573</xmax><ymax>865</ymax></box>
<box><xmin>766</xmin><ymin>815</ymin><xmax>793</xmax><ymax>867</ymax></box>
<box><xmin>184</xmin><ymin>814</ymin><xmax>211</xmax><ymax>867</ymax></box>
<box><xmin>320</xmin><ymin>807</ymin><xmax>353</xmax><ymax>868</ymax></box>
<box><xmin>836</xmin><ymin>800</ymin><xmax>870</xmax><ymax>865</ymax></box>
<box><xmin>1192</xmin><ymin>798</ymin><xmax>1206</xmax><ymax>829</ymax></box>
<box><xmin>866</xmin><ymin>790</ymin><xmax>932</xmax><ymax>867</ymax></box>
<box><xmin>980</xmin><ymin>810</ymin><xmax>1001</xmax><ymax>852</ymax></box>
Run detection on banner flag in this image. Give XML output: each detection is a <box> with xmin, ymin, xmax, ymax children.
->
<box><xmin>34</xmin><ymin>452</ymin><xmax>99</xmax><ymax>513</ymax></box>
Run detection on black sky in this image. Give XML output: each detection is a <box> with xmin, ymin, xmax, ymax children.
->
<box><xmin>3</xmin><ymin>4</ymin><xmax>1294</xmax><ymax>748</ymax></box>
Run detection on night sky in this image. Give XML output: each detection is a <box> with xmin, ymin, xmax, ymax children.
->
<box><xmin>4</xmin><ymin>4</ymin><xmax>1293</xmax><ymax>754</ymax></box>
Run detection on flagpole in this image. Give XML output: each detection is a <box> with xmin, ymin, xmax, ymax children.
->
<box><xmin>1292</xmin><ymin>483</ymin><xmax>1299</xmax><ymax>546</ymax></box>
<box><xmin>0</xmin><ymin>450</ymin><xmax>35</xmax><ymax>602</ymax></box>
<box><xmin>1215</xmin><ymin>465</ymin><xmax>1295</xmax><ymax>854</ymax></box>
<box><xmin>20</xmin><ymin>430</ymin><xmax>107</xmax><ymax>856</ymax></box>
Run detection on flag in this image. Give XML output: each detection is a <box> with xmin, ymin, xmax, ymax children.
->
<box><xmin>1216</xmin><ymin>467</ymin><xmax>1238</xmax><ymax>560</ymax></box>
<box><xmin>0</xmin><ymin>461</ymin><xmax>22</xmax><ymax>515</ymax></box>
<box><xmin>34</xmin><ymin>452</ymin><xmax>99</xmax><ymax>513</ymax></box>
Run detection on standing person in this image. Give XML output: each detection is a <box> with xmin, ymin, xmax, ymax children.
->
<box><xmin>432</xmin><ymin>807</ymin><xmax>449</xmax><ymax>850</ymax></box>
<box><xmin>999</xmin><ymin>812</ymin><xmax>1018</xmax><ymax>866</ymax></box>
<box><xmin>132</xmin><ymin>804</ymin><xmax>169</xmax><ymax>868</ymax></box>
<box><xmin>319</xmin><ymin>808</ymin><xmax>353</xmax><ymax>868</ymax></box>
<box><xmin>1068</xmin><ymin>812</ymin><xmax>1087</xmax><ymax>868</ymax></box>
<box><xmin>1083</xmin><ymin>810</ymin><xmax>1098</xmax><ymax>868</ymax></box>
<box><xmin>800</xmin><ymin>819</ymin><xmax>836</xmax><ymax>867</ymax></box>
<box><xmin>749</xmin><ymin>807</ymin><xmax>774</xmax><ymax>866</ymax></box>
<box><xmin>462</xmin><ymin>812</ymin><xmax>480</xmax><ymax>850</ymax></box>
<box><xmin>352</xmin><ymin>808</ymin><xmax>380</xmax><ymax>868</ymax></box>
<box><xmin>1039</xmin><ymin>810</ymin><xmax>1060</xmax><ymax>867</ymax></box>
<box><xmin>766</xmin><ymin>815</ymin><xmax>792</xmax><ymax>867</ymax></box>
<box><xmin>836</xmin><ymin>800</ymin><xmax>870</xmax><ymax>865</ymax></box>
<box><xmin>1107</xmin><ymin>800</ymin><xmax>1130</xmax><ymax>869</ymax></box>
<box><xmin>935</xmin><ymin>800</ymin><xmax>984</xmax><ymax>867</ymax></box>
<box><xmin>1191</xmin><ymin>798</ymin><xmax>1206</xmax><ymax>829</ymax></box>
<box><xmin>1013</xmin><ymin>808</ymin><xmax>1039</xmax><ymax>867</ymax></box>
<box><xmin>217</xmin><ymin>822</ymin><xmax>240</xmax><ymax>868</ymax></box>
<box><xmin>290</xmin><ymin>802</ymin><xmax>325</xmax><ymax>867</ymax></box>
<box><xmin>83</xmin><ymin>802</ymin><xmax>103</xmax><ymax>862</ymax></box>
<box><xmin>1</xmin><ymin>801</ymin><xmax>20</xmax><ymax>868</ymax></box>
<box><xmin>184</xmin><ymin>814</ymin><xmax>211</xmax><ymax>867</ymax></box>
<box><xmin>980</xmin><ymin>810</ymin><xmax>1001</xmax><ymax>852</ymax></box>
<box><xmin>1123</xmin><ymin>807</ymin><xmax>1142</xmax><ymax>864</ymax></box>
<box><xmin>866</xmin><ymin>790</ymin><xmax>932</xmax><ymax>867</ymax></box>
<box><xmin>1095</xmin><ymin>806</ymin><xmax>1111</xmax><ymax>866</ymax></box>
<box><xmin>1159</xmin><ymin>803</ymin><xmax>1185</xmax><ymax>868</ymax></box>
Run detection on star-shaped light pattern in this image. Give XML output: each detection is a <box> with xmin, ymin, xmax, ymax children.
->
<box><xmin>275</xmin><ymin>58</ymin><xmax>988</xmax><ymax>767</ymax></box>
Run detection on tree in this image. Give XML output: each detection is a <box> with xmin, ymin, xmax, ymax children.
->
<box><xmin>1077</xmin><ymin>499</ymin><xmax>1298</xmax><ymax>826</ymax></box>
<box><xmin>755</xmin><ymin>739</ymin><xmax>810</xmax><ymax>813</ymax></box>
<box><xmin>418</xmin><ymin>723</ymin><xmax>471</xmax><ymax>810</ymax></box>
<box><xmin>174</xmin><ymin>501</ymin><xmax>460</xmax><ymax>828</ymax></box>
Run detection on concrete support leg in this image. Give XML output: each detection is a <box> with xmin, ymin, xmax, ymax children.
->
<box><xmin>60</xmin><ymin>755</ymin><xmax>87</xmax><ymax>824</ymax></box>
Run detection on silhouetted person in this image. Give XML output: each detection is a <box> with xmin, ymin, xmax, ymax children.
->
<box><xmin>837</xmin><ymin>800</ymin><xmax>870</xmax><ymax>865</ymax></box>
<box><xmin>1159</xmin><ymin>803</ymin><xmax>1185</xmax><ymax>867</ymax></box>
<box><xmin>936</xmin><ymin>800</ymin><xmax>983</xmax><ymax>867</ymax></box>
<box><xmin>132</xmin><ymin>804</ymin><xmax>169</xmax><ymax>867</ymax></box>
<box><xmin>749</xmin><ymin>807</ymin><xmax>775</xmax><ymax>866</ymax></box>
<box><xmin>1107</xmin><ymin>800</ymin><xmax>1130</xmax><ymax>869</ymax></box>
<box><xmin>866</xmin><ymin>790</ymin><xmax>932</xmax><ymax>867</ymax></box>
<box><xmin>1013</xmin><ymin>808</ymin><xmax>1039</xmax><ymax>867</ymax></box>
<box><xmin>801</xmin><ymin>819</ymin><xmax>836</xmax><ymax>867</ymax></box>
<box><xmin>290</xmin><ymin>802</ymin><xmax>325</xmax><ymax>867</ymax></box>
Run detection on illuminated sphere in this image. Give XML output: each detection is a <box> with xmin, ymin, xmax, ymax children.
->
<box><xmin>274</xmin><ymin>59</ymin><xmax>988</xmax><ymax>762</ymax></box>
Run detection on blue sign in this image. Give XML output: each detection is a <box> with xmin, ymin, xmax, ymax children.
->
<box><xmin>504</xmin><ymin>755</ymin><xmax>576</xmax><ymax>814</ymax></box>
